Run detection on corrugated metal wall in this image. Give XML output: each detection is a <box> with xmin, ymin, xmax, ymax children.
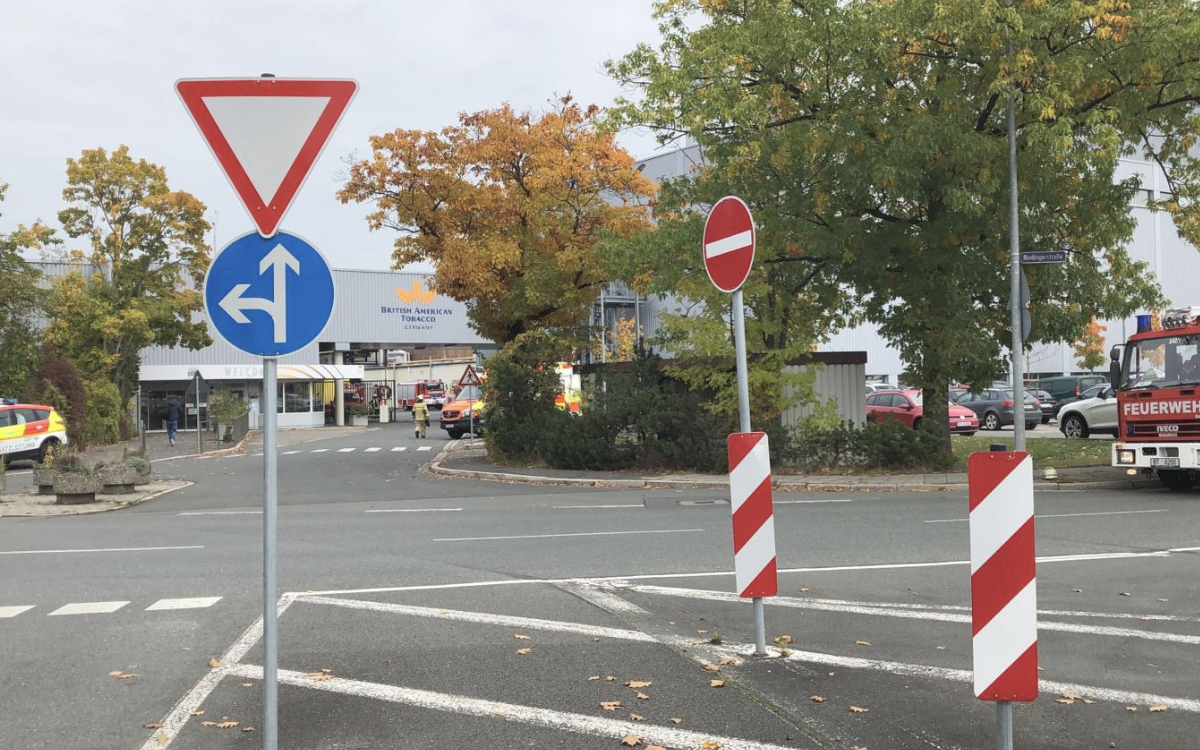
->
<box><xmin>780</xmin><ymin>362</ymin><xmax>867</xmax><ymax>429</ymax></box>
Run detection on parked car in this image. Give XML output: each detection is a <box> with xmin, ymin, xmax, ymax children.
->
<box><xmin>864</xmin><ymin>382</ymin><xmax>895</xmax><ymax>394</ymax></box>
<box><xmin>1052</xmin><ymin>383</ymin><xmax>1109</xmax><ymax>417</ymax></box>
<box><xmin>1057</xmin><ymin>385</ymin><xmax>1118</xmax><ymax>438</ymax></box>
<box><xmin>954</xmin><ymin>389</ymin><xmax>1042</xmax><ymax>431</ymax></box>
<box><xmin>1034</xmin><ymin>390</ymin><xmax>1057</xmax><ymax>424</ymax></box>
<box><xmin>1037</xmin><ymin>374</ymin><xmax>1110</xmax><ymax>411</ymax></box>
<box><xmin>865</xmin><ymin>390</ymin><xmax>980</xmax><ymax>435</ymax></box>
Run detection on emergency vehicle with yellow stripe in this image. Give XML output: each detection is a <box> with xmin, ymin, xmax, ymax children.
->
<box><xmin>0</xmin><ymin>399</ymin><xmax>69</xmax><ymax>464</ymax></box>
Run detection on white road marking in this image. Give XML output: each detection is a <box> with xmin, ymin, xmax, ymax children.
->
<box><xmin>613</xmin><ymin>584</ymin><xmax>1200</xmax><ymax>646</ymax></box>
<box><xmin>282</xmin><ymin>450</ymin><xmax>302</xmax><ymax>455</ymax></box>
<box><xmin>252</xmin><ymin>453</ymin><xmax>264</xmax><ymax>457</ymax></box>
<box><xmin>49</xmin><ymin>601</ymin><xmax>130</xmax><ymax>616</ymax></box>
<box><xmin>298</xmin><ymin>595</ymin><xmax>655</xmax><ymax>642</ymax></box>
<box><xmin>146</xmin><ymin>597</ymin><xmax>223</xmax><ymax>611</ymax></box>
<box><xmin>553</xmin><ymin>504</ymin><xmax>643</xmax><ymax>509</ymax></box>
<box><xmin>416</xmin><ymin>446</ymin><xmax>433</xmax><ymax>451</ymax></box>
<box><xmin>229</xmin><ymin>664</ymin><xmax>803</xmax><ymax>750</ymax></box>
<box><xmin>735</xmin><ymin>645</ymin><xmax>1200</xmax><ymax>713</ymax></box>
<box><xmin>364</xmin><ymin>447</ymin><xmax>382</xmax><ymax>452</ymax></box>
<box><xmin>774</xmin><ymin>498</ymin><xmax>854</xmax><ymax>505</ymax></box>
<box><xmin>364</xmin><ymin>508</ymin><xmax>463</xmax><ymax>514</ymax></box>
<box><xmin>926</xmin><ymin>509</ymin><xmax>1170</xmax><ymax>523</ymax></box>
<box><xmin>136</xmin><ymin>593</ymin><xmax>299</xmax><ymax>750</ymax></box>
<box><xmin>0</xmin><ymin>605</ymin><xmax>34</xmax><ymax>618</ymax></box>
<box><xmin>391</xmin><ymin>446</ymin><xmax>407</xmax><ymax>452</ymax></box>
<box><xmin>0</xmin><ymin>545</ymin><xmax>204</xmax><ymax>556</ymax></box>
<box><xmin>434</xmin><ymin>528</ymin><xmax>704</xmax><ymax>543</ymax></box>
<box><xmin>296</xmin><ymin>545</ymin><xmax>1200</xmax><ymax>597</ymax></box>
<box><xmin>311</xmin><ymin>448</ymin><xmax>329</xmax><ymax>453</ymax></box>
<box><xmin>178</xmin><ymin>510</ymin><xmax>262</xmax><ymax>516</ymax></box>
<box><xmin>338</xmin><ymin>447</ymin><xmax>356</xmax><ymax>453</ymax></box>
<box><xmin>770</xmin><ymin>595</ymin><xmax>1199</xmax><ymax>622</ymax></box>
<box><xmin>704</xmin><ymin>229</ymin><xmax>753</xmax><ymax>258</ymax></box>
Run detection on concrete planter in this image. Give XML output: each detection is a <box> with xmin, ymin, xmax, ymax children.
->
<box><xmin>350</xmin><ymin>415</ymin><xmax>369</xmax><ymax>427</ymax></box>
<box><xmin>98</xmin><ymin>464</ymin><xmax>139</xmax><ymax>495</ymax></box>
<box><xmin>128</xmin><ymin>459</ymin><xmax>152</xmax><ymax>486</ymax></box>
<box><xmin>33</xmin><ymin>467</ymin><xmax>56</xmax><ymax>495</ymax></box>
<box><xmin>53</xmin><ymin>472</ymin><xmax>102</xmax><ymax>505</ymax></box>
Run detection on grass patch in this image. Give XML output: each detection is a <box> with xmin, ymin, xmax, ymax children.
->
<box><xmin>951</xmin><ymin>435</ymin><xmax>1112</xmax><ymax>470</ymax></box>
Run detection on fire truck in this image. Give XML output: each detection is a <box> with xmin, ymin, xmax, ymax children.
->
<box><xmin>1111</xmin><ymin>307</ymin><xmax>1200</xmax><ymax>490</ymax></box>
<box><xmin>395</xmin><ymin>379</ymin><xmax>446</xmax><ymax>410</ymax></box>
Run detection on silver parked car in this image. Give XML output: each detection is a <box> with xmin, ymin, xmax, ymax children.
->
<box><xmin>1057</xmin><ymin>385</ymin><xmax>1118</xmax><ymax>438</ymax></box>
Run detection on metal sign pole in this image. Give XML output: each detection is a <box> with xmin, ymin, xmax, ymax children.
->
<box><xmin>194</xmin><ymin>372</ymin><xmax>202</xmax><ymax>455</ymax></box>
<box><xmin>732</xmin><ymin>289</ymin><xmax>767</xmax><ymax>655</ymax></box>
<box><xmin>262</xmin><ymin>357</ymin><xmax>279</xmax><ymax>750</ymax></box>
<box><xmin>996</xmin><ymin>702</ymin><xmax>1013</xmax><ymax>750</ymax></box>
<box><xmin>1007</xmin><ymin>45</ymin><xmax>1026</xmax><ymax>456</ymax></box>
<box><xmin>137</xmin><ymin>390</ymin><xmax>146</xmax><ymax>451</ymax></box>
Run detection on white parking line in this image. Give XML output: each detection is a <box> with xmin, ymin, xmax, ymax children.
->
<box><xmin>925</xmin><ymin>509</ymin><xmax>1170</xmax><ymax>523</ymax></box>
<box><xmin>416</xmin><ymin>446</ymin><xmax>432</xmax><ymax>451</ymax></box>
<box><xmin>229</xmin><ymin>664</ymin><xmax>802</xmax><ymax>750</ymax></box>
<box><xmin>391</xmin><ymin>446</ymin><xmax>407</xmax><ymax>452</ymax></box>
<box><xmin>0</xmin><ymin>605</ymin><xmax>34</xmax><ymax>618</ymax></box>
<box><xmin>49</xmin><ymin>601</ymin><xmax>130</xmax><ymax>616</ymax></box>
<box><xmin>338</xmin><ymin>447</ymin><xmax>356</xmax><ymax>453</ymax></box>
<box><xmin>0</xmin><ymin>545</ymin><xmax>204</xmax><ymax>556</ymax></box>
<box><xmin>146</xmin><ymin>597</ymin><xmax>223</xmax><ymax>611</ymax></box>
<box><xmin>775</xmin><ymin>498</ymin><xmax>854</xmax><ymax>505</ymax></box>
<box><xmin>364</xmin><ymin>447</ymin><xmax>382</xmax><ymax>452</ymax></box>
<box><xmin>178</xmin><ymin>510</ymin><xmax>261</xmax><ymax>516</ymax></box>
<box><xmin>434</xmin><ymin>528</ymin><xmax>704</xmax><ymax>543</ymax></box>
<box><xmin>311</xmin><ymin>448</ymin><xmax>329</xmax><ymax>453</ymax></box>
<box><xmin>553</xmin><ymin>504</ymin><xmax>643</xmax><ymax>509</ymax></box>
<box><xmin>613</xmin><ymin>583</ymin><xmax>1200</xmax><ymax>646</ymax></box>
<box><xmin>364</xmin><ymin>508</ymin><xmax>462</xmax><ymax>514</ymax></box>
<box><xmin>298</xmin><ymin>595</ymin><xmax>655</xmax><ymax>641</ymax></box>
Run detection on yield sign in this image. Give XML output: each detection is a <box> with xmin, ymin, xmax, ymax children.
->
<box><xmin>703</xmin><ymin>196</ymin><xmax>756</xmax><ymax>293</ymax></box>
<box><xmin>176</xmin><ymin>78</ymin><xmax>358</xmax><ymax>237</ymax></box>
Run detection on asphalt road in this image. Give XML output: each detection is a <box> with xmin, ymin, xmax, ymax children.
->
<box><xmin>2</xmin><ymin>421</ymin><xmax>1197</xmax><ymax>750</ymax></box>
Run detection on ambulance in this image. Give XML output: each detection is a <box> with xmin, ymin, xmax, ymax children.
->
<box><xmin>0</xmin><ymin>399</ymin><xmax>69</xmax><ymax>465</ymax></box>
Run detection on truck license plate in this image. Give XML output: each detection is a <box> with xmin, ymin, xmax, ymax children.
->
<box><xmin>1151</xmin><ymin>458</ymin><xmax>1180</xmax><ymax>468</ymax></box>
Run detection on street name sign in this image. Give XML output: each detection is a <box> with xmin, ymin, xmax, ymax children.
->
<box><xmin>703</xmin><ymin>196</ymin><xmax>756</xmax><ymax>293</ymax></box>
<box><xmin>204</xmin><ymin>231</ymin><xmax>335</xmax><ymax>356</ymax></box>
<box><xmin>1019</xmin><ymin>250</ymin><xmax>1066</xmax><ymax>264</ymax></box>
<box><xmin>176</xmin><ymin>78</ymin><xmax>358</xmax><ymax>237</ymax></box>
<box><xmin>968</xmin><ymin>451</ymin><xmax>1038</xmax><ymax>702</ymax></box>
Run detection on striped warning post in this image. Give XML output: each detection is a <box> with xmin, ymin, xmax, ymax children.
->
<box><xmin>727</xmin><ymin>432</ymin><xmax>777</xmax><ymax>597</ymax></box>
<box><xmin>968</xmin><ymin>451</ymin><xmax>1038</xmax><ymax>702</ymax></box>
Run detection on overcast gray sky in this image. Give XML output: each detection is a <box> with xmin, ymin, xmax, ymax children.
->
<box><xmin>0</xmin><ymin>0</ymin><xmax>664</xmax><ymax>270</ymax></box>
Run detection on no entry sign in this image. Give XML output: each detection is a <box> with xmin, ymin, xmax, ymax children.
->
<box><xmin>703</xmin><ymin>196</ymin><xmax>756</xmax><ymax>292</ymax></box>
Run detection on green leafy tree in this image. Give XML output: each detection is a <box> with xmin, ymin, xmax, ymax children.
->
<box><xmin>45</xmin><ymin>146</ymin><xmax>211</xmax><ymax>402</ymax></box>
<box><xmin>608</xmin><ymin>0</ymin><xmax>1192</xmax><ymax>453</ymax></box>
<box><xmin>0</xmin><ymin>181</ymin><xmax>57</xmax><ymax>397</ymax></box>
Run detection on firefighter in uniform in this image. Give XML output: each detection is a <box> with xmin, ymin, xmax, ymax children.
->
<box><xmin>412</xmin><ymin>395</ymin><xmax>429</xmax><ymax>439</ymax></box>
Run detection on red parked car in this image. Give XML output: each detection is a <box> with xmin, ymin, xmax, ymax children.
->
<box><xmin>866</xmin><ymin>389</ymin><xmax>980</xmax><ymax>435</ymax></box>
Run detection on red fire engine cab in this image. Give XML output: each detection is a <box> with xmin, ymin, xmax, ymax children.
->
<box><xmin>1111</xmin><ymin>307</ymin><xmax>1200</xmax><ymax>490</ymax></box>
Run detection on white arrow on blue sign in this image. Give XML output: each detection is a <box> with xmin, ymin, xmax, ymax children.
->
<box><xmin>204</xmin><ymin>231</ymin><xmax>335</xmax><ymax>357</ymax></box>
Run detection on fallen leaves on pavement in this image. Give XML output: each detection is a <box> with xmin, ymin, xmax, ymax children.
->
<box><xmin>305</xmin><ymin>669</ymin><xmax>334</xmax><ymax>682</ymax></box>
<box><xmin>776</xmin><ymin>635</ymin><xmax>794</xmax><ymax>644</ymax></box>
<box><xmin>669</xmin><ymin>717</ymin><xmax>682</xmax><ymax>724</ymax></box>
<box><xmin>700</xmin><ymin>741</ymin><xmax>722</xmax><ymax>749</ymax></box>
<box><xmin>605</xmin><ymin>675</ymin><xmax>617</xmax><ymax>681</ymax></box>
<box><xmin>810</xmin><ymin>696</ymin><xmax>825</xmax><ymax>703</ymax></box>
<box><xmin>216</xmin><ymin>721</ymin><xmax>239</xmax><ymax>729</ymax></box>
<box><xmin>636</xmin><ymin>692</ymin><xmax>650</xmax><ymax>701</ymax></box>
<box><xmin>208</xmin><ymin>657</ymin><xmax>223</xmax><ymax>668</ymax></box>
<box><xmin>241</xmin><ymin>727</ymin><xmax>256</xmax><ymax>733</ymax></box>
<box><xmin>1126</xmin><ymin>706</ymin><xmax>1138</xmax><ymax>712</ymax></box>
<box><xmin>718</xmin><ymin>656</ymin><xmax>740</xmax><ymax>666</ymax></box>
<box><xmin>647</xmin><ymin>745</ymin><xmax>667</xmax><ymax>750</ymax></box>
<box><xmin>240</xmin><ymin>682</ymin><xmax>253</xmax><ymax>688</ymax></box>
<box><xmin>629</xmin><ymin>713</ymin><xmax>644</xmax><ymax>721</ymax></box>
<box><xmin>855</xmin><ymin>640</ymin><xmax>872</xmax><ymax>647</ymax></box>
<box><xmin>190</xmin><ymin>710</ymin><xmax>205</xmax><ymax>717</ymax></box>
<box><xmin>514</xmin><ymin>634</ymin><xmax>530</xmax><ymax>640</ymax></box>
<box><xmin>589</xmin><ymin>676</ymin><xmax>601</xmax><ymax>681</ymax></box>
<box><xmin>703</xmin><ymin>663</ymin><xmax>720</xmax><ymax>672</ymax></box>
<box><xmin>1149</xmin><ymin>705</ymin><xmax>1168</xmax><ymax>712</ymax></box>
<box><xmin>143</xmin><ymin>723</ymin><xmax>162</xmax><ymax>729</ymax></box>
<box><xmin>710</xmin><ymin>679</ymin><xmax>725</xmax><ymax>688</ymax></box>
<box><xmin>798</xmin><ymin>587</ymin><xmax>810</xmax><ymax>593</ymax></box>
<box><xmin>516</xmin><ymin>648</ymin><xmax>532</xmax><ymax>655</ymax></box>
<box><xmin>600</xmin><ymin>701</ymin><xmax>623</xmax><ymax>711</ymax></box>
<box><xmin>620</xmin><ymin>734</ymin><xmax>642</xmax><ymax>746</ymax></box>
<box><xmin>849</xmin><ymin>706</ymin><xmax>869</xmax><ymax>713</ymax></box>
<box><xmin>1119</xmin><ymin>592</ymin><xmax>1131</xmax><ymax>597</ymax></box>
<box><xmin>626</xmin><ymin>680</ymin><xmax>652</xmax><ymax>688</ymax></box>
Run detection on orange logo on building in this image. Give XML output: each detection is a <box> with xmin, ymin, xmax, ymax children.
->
<box><xmin>395</xmin><ymin>280</ymin><xmax>437</xmax><ymax>305</ymax></box>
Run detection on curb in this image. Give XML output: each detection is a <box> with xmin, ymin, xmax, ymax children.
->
<box><xmin>0</xmin><ymin>479</ymin><xmax>194</xmax><ymax>518</ymax></box>
<box><xmin>427</xmin><ymin>454</ymin><xmax>1157</xmax><ymax>493</ymax></box>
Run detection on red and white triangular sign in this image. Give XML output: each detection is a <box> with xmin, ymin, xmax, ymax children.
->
<box><xmin>176</xmin><ymin>78</ymin><xmax>357</xmax><ymax>237</ymax></box>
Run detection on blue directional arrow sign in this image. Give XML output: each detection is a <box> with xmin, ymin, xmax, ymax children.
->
<box><xmin>204</xmin><ymin>231</ymin><xmax>335</xmax><ymax>357</ymax></box>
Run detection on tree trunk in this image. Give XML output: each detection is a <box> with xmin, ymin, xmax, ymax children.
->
<box><xmin>920</xmin><ymin>379</ymin><xmax>952</xmax><ymax>459</ymax></box>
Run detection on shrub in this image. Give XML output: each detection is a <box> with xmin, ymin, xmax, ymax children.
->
<box><xmin>349</xmin><ymin>403</ymin><xmax>371</xmax><ymax>418</ymax></box>
<box><xmin>81</xmin><ymin>379</ymin><xmax>122</xmax><ymax>446</ymax></box>
<box><xmin>26</xmin><ymin>346</ymin><xmax>86</xmax><ymax>442</ymax></box>
<box><xmin>482</xmin><ymin>332</ymin><xmax>565</xmax><ymax>464</ymax></box>
<box><xmin>52</xmin><ymin>444</ymin><xmax>90</xmax><ymax>474</ymax></box>
<box><xmin>777</xmin><ymin>418</ymin><xmax>952</xmax><ymax>473</ymax></box>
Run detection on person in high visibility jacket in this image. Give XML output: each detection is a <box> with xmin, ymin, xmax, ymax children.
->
<box><xmin>412</xmin><ymin>396</ymin><xmax>429</xmax><ymax>439</ymax></box>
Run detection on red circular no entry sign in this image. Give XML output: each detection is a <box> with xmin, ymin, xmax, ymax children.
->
<box><xmin>702</xmin><ymin>196</ymin><xmax>756</xmax><ymax>293</ymax></box>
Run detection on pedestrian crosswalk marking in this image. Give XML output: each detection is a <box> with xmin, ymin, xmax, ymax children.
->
<box><xmin>146</xmin><ymin>596</ymin><xmax>223</xmax><ymax>611</ymax></box>
<box><xmin>49</xmin><ymin>601</ymin><xmax>130</xmax><ymax>616</ymax></box>
<box><xmin>338</xmin><ymin>447</ymin><xmax>356</xmax><ymax>453</ymax></box>
<box><xmin>283</xmin><ymin>450</ymin><xmax>302</xmax><ymax>455</ymax></box>
<box><xmin>311</xmin><ymin>448</ymin><xmax>329</xmax><ymax>453</ymax></box>
<box><xmin>417</xmin><ymin>446</ymin><xmax>432</xmax><ymax>451</ymax></box>
<box><xmin>365</xmin><ymin>447</ymin><xmax>382</xmax><ymax>452</ymax></box>
<box><xmin>0</xmin><ymin>605</ymin><xmax>34</xmax><ymax>618</ymax></box>
<box><xmin>391</xmin><ymin>446</ymin><xmax>407</xmax><ymax>452</ymax></box>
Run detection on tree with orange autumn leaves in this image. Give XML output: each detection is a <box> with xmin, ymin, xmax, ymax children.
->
<box><xmin>339</xmin><ymin>97</ymin><xmax>655</xmax><ymax>344</ymax></box>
